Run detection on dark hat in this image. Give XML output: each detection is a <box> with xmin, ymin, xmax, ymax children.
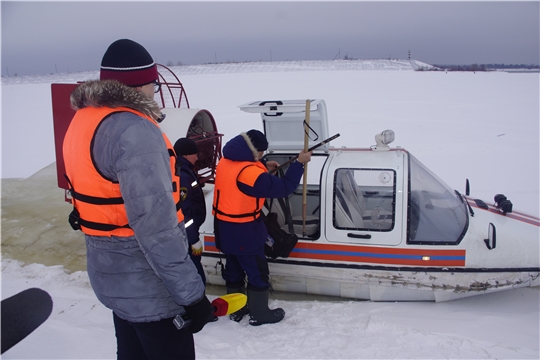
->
<box><xmin>174</xmin><ymin>138</ymin><xmax>198</xmax><ymax>156</ymax></box>
<box><xmin>100</xmin><ymin>39</ymin><xmax>158</xmax><ymax>87</ymax></box>
<box><xmin>246</xmin><ymin>129</ymin><xmax>268</xmax><ymax>151</ymax></box>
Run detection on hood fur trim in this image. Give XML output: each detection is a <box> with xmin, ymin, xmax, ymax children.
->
<box><xmin>70</xmin><ymin>80</ymin><xmax>162</xmax><ymax>121</ymax></box>
<box><xmin>240</xmin><ymin>132</ymin><xmax>261</xmax><ymax>161</ymax></box>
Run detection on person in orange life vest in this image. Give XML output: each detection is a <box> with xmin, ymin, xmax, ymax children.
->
<box><xmin>212</xmin><ymin>129</ymin><xmax>312</xmax><ymax>326</ymax></box>
<box><xmin>63</xmin><ymin>39</ymin><xmax>212</xmax><ymax>360</ymax></box>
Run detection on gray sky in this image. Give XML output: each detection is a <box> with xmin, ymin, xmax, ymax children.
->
<box><xmin>2</xmin><ymin>1</ymin><xmax>539</xmax><ymax>76</ymax></box>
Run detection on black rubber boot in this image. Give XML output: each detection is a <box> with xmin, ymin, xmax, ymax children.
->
<box><xmin>227</xmin><ymin>284</ymin><xmax>249</xmax><ymax>322</ymax></box>
<box><xmin>247</xmin><ymin>289</ymin><xmax>285</xmax><ymax>326</ymax></box>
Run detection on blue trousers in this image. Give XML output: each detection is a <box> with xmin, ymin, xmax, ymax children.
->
<box><xmin>113</xmin><ymin>312</ymin><xmax>195</xmax><ymax>360</ymax></box>
<box><xmin>222</xmin><ymin>252</ymin><xmax>270</xmax><ymax>290</ymax></box>
<box><xmin>189</xmin><ymin>251</ymin><xmax>206</xmax><ymax>285</ymax></box>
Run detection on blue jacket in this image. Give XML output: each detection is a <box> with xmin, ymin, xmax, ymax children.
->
<box><xmin>177</xmin><ymin>156</ymin><xmax>207</xmax><ymax>245</ymax></box>
<box><xmin>215</xmin><ymin>133</ymin><xmax>305</xmax><ymax>255</ymax></box>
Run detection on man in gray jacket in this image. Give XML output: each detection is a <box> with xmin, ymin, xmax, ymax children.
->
<box><xmin>63</xmin><ymin>39</ymin><xmax>212</xmax><ymax>359</ymax></box>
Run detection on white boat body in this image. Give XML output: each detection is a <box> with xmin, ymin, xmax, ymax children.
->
<box><xmin>170</xmin><ymin>99</ymin><xmax>539</xmax><ymax>302</ymax></box>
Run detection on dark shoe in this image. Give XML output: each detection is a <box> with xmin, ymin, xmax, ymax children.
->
<box><xmin>229</xmin><ymin>305</ymin><xmax>249</xmax><ymax>322</ymax></box>
<box><xmin>209</xmin><ymin>314</ymin><xmax>218</xmax><ymax>322</ymax></box>
<box><xmin>226</xmin><ymin>284</ymin><xmax>249</xmax><ymax>322</ymax></box>
<box><xmin>249</xmin><ymin>307</ymin><xmax>284</xmax><ymax>326</ymax></box>
<box><xmin>247</xmin><ymin>289</ymin><xmax>285</xmax><ymax>326</ymax></box>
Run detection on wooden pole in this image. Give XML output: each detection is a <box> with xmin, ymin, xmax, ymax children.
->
<box><xmin>302</xmin><ymin>99</ymin><xmax>310</xmax><ymax>237</ymax></box>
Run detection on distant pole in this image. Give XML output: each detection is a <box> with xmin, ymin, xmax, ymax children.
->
<box><xmin>5</xmin><ymin>67</ymin><xmax>9</xmax><ymax>77</ymax></box>
<box><xmin>55</xmin><ymin>64</ymin><xmax>57</xmax><ymax>73</ymax></box>
<box><xmin>215</xmin><ymin>53</ymin><xmax>217</xmax><ymax>63</ymax></box>
<box><xmin>270</xmin><ymin>50</ymin><xmax>272</xmax><ymax>62</ymax></box>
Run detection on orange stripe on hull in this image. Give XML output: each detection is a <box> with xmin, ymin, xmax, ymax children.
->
<box><xmin>203</xmin><ymin>236</ymin><xmax>466</xmax><ymax>267</ymax></box>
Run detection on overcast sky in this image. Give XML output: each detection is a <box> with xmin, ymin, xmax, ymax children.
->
<box><xmin>2</xmin><ymin>1</ymin><xmax>539</xmax><ymax>77</ymax></box>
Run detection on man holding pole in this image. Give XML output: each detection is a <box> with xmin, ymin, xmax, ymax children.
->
<box><xmin>212</xmin><ymin>129</ymin><xmax>312</xmax><ymax>326</ymax></box>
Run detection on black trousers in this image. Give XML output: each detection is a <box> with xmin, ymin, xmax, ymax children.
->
<box><xmin>113</xmin><ymin>312</ymin><xmax>195</xmax><ymax>360</ymax></box>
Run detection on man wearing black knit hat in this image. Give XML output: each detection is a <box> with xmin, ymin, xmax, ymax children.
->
<box><xmin>63</xmin><ymin>39</ymin><xmax>212</xmax><ymax>359</ymax></box>
<box><xmin>212</xmin><ymin>129</ymin><xmax>312</xmax><ymax>326</ymax></box>
<box><xmin>174</xmin><ymin>139</ymin><xmax>206</xmax><ymax>282</ymax></box>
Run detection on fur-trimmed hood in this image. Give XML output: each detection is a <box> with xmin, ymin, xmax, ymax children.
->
<box><xmin>222</xmin><ymin>132</ymin><xmax>262</xmax><ymax>162</ymax></box>
<box><xmin>70</xmin><ymin>80</ymin><xmax>163</xmax><ymax>122</ymax></box>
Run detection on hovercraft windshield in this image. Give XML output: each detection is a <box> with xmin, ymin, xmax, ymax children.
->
<box><xmin>407</xmin><ymin>154</ymin><xmax>468</xmax><ymax>245</ymax></box>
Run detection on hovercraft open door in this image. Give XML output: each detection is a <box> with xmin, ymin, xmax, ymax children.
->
<box><xmin>238</xmin><ymin>99</ymin><xmax>331</xmax><ymax>240</ymax></box>
<box><xmin>239</xmin><ymin>99</ymin><xmax>329</xmax><ymax>151</ymax></box>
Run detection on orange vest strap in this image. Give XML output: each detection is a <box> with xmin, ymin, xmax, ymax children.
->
<box><xmin>237</xmin><ymin>165</ymin><xmax>265</xmax><ymax>187</ymax></box>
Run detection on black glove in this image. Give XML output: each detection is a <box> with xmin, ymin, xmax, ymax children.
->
<box><xmin>184</xmin><ymin>295</ymin><xmax>213</xmax><ymax>333</ymax></box>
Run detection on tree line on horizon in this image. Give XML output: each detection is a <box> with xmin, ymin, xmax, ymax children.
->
<box><xmin>3</xmin><ymin>59</ymin><xmax>539</xmax><ymax>78</ymax></box>
<box><xmin>421</xmin><ymin>63</ymin><xmax>540</xmax><ymax>72</ymax></box>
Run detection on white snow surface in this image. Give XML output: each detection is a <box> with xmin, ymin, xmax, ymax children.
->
<box><xmin>2</xmin><ymin>258</ymin><xmax>539</xmax><ymax>360</ymax></box>
<box><xmin>1</xmin><ymin>60</ymin><xmax>539</xmax><ymax>359</ymax></box>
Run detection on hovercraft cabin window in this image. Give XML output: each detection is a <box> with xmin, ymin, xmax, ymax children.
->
<box><xmin>333</xmin><ymin>168</ymin><xmax>395</xmax><ymax>231</ymax></box>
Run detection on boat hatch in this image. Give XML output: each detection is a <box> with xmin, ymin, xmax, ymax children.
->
<box><xmin>239</xmin><ymin>99</ymin><xmax>330</xmax><ymax>151</ymax></box>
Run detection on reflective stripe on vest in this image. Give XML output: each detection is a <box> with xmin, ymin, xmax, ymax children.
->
<box><xmin>63</xmin><ymin>106</ymin><xmax>183</xmax><ymax>237</ymax></box>
<box><xmin>212</xmin><ymin>158</ymin><xmax>267</xmax><ymax>223</ymax></box>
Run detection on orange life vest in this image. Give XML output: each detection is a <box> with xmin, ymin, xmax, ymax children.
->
<box><xmin>63</xmin><ymin>106</ymin><xmax>183</xmax><ymax>237</ymax></box>
<box><xmin>212</xmin><ymin>158</ymin><xmax>267</xmax><ymax>223</ymax></box>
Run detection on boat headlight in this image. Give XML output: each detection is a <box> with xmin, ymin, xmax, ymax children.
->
<box><xmin>373</xmin><ymin>130</ymin><xmax>395</xmax><ymax>151</ymax></box>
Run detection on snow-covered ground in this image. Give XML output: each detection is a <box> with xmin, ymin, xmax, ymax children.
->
<box><xmin>3</xmin><ymin>258</ymin><xmax>539</xmax><ymax>359</ymax></box>
<box><xmin>1</xmin><ymin>60</ymin><xmax>539</xmax><ymax>359</ymax></box>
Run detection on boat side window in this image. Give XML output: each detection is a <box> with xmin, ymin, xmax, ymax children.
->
<box><xmin>407</xmin><ymin>154</ymin><xmax>468</xmax><ymax>245</ymax></box>
<box><xmin>333</xmin><ymin>168</ymin><xmax>395</xmax><ymax>231</ymax></box>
